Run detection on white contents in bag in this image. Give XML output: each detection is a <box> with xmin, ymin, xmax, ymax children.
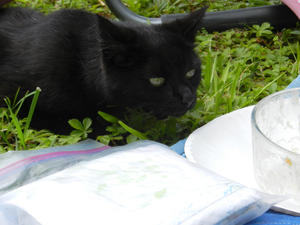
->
<box><xmin>0</xmin><ymin>141</ymin><xmax>280</xmax><ymax>225</ymax></box>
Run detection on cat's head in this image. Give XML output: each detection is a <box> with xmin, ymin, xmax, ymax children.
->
<box><xmin>96</xmin><ymin>7</ymin><xmax>206</xmax><ymax>117</ymax></box>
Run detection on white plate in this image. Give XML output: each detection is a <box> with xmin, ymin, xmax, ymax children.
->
<box><xmin>185</xmin><ymin>106</ymin><xmax>300</xmax><ymax>216</ymax></box>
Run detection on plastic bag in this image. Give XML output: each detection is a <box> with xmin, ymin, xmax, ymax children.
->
<box><xmin>0</xmin><ymin>141</ymin><xmax>282</xmax><ymax>225</ymax></box>
<box><xmin>0</xmin><ymin>139</ymin><xmax>108</xmax><ymax>196</ymax></box>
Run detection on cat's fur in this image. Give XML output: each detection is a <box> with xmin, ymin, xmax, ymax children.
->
<box><xmin>0</xmin><ymin>6</ymin><xmax>206</xmax><ymax>134</ymax></box>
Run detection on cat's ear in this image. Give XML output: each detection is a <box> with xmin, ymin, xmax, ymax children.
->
<box><xmin>97</xmin><ymin>16</ymin><xmax>138</xmax><ymax>67</ymax></box>
<box><xmin>161</xmin><ymin>6</ymin><xmax>207</xmax><ymax>42</ymax></box>
<box><xmin>97</xmin><ymin>15</ymin><xmax>135</xmax><ymax>43</ymax></box>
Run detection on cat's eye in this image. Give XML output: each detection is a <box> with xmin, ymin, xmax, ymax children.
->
<box><xmin>149</xmin><ymin>77</ymin><xmax>165</xmax><ymax>87</ymax></box>
<box><xmin>185</xmin><ymin>69</ymin><xmax>196</xmax><ymax>79</ymax></box>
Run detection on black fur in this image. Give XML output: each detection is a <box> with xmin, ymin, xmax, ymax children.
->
<box><xmin>0</xmin><ymin>7</ymin><xmax>206</xmax><ymax>134</ymax></box>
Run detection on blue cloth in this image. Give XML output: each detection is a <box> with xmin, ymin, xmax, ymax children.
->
<box><xmin>170</xmin><ymin>139</ymin><xmax>186</xmax><ymax>156</ymax></box>
<box><xmin>287</xmin><ymin>75</ymin><xmax>300</xmax><ymax>89</ymax></box>
<box><xmin>170</xmin><ymin>75</ymin><xmax>300</xmax><ymax>224</ymax></box>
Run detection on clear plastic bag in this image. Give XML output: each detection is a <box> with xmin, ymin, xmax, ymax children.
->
<box><xmin>0</xmin><ymin>139</ymin><xmax>108</xmax><ymax>196</ymax></box>
<box><xmin>0</xmin><ymin>141</ymin><xmax>282</xmax><ymax>225</ymax></box>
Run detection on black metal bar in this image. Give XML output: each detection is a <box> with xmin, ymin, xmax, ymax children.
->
<box><xmin>104</xmin><ymin>0</ymin><xmax>161</xmax><ymax>24</ymax></box>
<box><xmin>104</xmin><ymin>0</ymin><xmax>298</xmax><ymax>31</ymax></box>
<box><xmin>201</xmin><ymin>4</ymin><xmax>298</xmax><ymax>32</ymax></box>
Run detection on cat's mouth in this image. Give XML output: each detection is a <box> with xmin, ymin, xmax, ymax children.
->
<box><xmin>156</xmin><ymin>108</ymin><xmax>190</xmax><ymax>118</ymax></box>
<box><xmin>143</xmin><ymin>98</ymin><xmax>196</xmax><ymax>119</ymax></box>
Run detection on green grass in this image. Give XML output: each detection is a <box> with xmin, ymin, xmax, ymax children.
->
<box><xmin>0</xmin><ymin>88</ymin><xmax>84</xmax><ymax>152</ymax></box>
<box><xmin>1</xmin><ymin>0</ymin><xmax>300</xmax><ymax>151</ymax></box>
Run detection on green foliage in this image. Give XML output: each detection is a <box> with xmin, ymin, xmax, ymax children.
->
<box><xmin>7</xmin><ymin>0</ymin><xmax>282</xmax><ymax>16</ymax></box>
<box><xmin>68</xmin><ymin>118</ymin><xmax>93</xmax><ymax>139</ymax></box>
<box><xmin>0</xmin><ymin>89</ymin><xmax>88</xmax><ymax>152</ymax></box>
<box><xmin>3</xmin><ymin>88</ymin><xmax>41</xmax><ymax>149</ymax></box>
<box><xmin>251</xmin><ymin>23</ymin><xmax>273</xmax><ymax>38</ymax></box>
<box><xmin>97</xmin><ymin>111</ymin><xmax>147</xmax><ymax>145</ymax></box>
<box><xmin>122</xmin><ymin>0</ymin><xmax>281</xmax><ymax>17</ymax></box>
<box><xmin>7</xmin><ymin>0</ymin><xmax>108</xmax><ymax>14</ymax></box>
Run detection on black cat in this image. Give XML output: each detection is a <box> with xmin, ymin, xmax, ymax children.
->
<box><xmin>0</xmin><ymin>6</ymin><xmax>206</xmax><ymax>134</ymax></box>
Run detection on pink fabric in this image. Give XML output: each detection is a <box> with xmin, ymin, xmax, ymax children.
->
<box><xmin>282</xmin><ymin>0</ymin><xmax>300</xmax><ymax>19</ymax></box>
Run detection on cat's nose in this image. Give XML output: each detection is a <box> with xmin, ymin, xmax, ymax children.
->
<box><xmin>179</xmin><ymin>86</ymin><xmax>195</xmax><ymax>108</ymax></box>
<box><xmin>183</xmin><ymin>95</ymin><xmax>195</xmax><ymax>108</ymax></box>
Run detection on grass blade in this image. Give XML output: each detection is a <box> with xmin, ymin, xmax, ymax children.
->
<box><xmin>118</xmin><ymin>121</ymin><xmax>147</xmax><ymax>140</ymax></box>
<box><xmin>4</xmin><ymin>97</ymin><xmax>25</xmax><ymax>149</ymax></box>
<box><xmin>98</xmin><ymin>111</ymin><xmax>119</xmax><ymax>123</ymax></box>
<box><xmin>24</xmin><ymin>87</ymin><xmax>41</xmax><ymax>134</ymax></box>
<box><xmin>253</xmin><ymin>73</ymin><xmax>285</xmax><ymax>102</ymax></box>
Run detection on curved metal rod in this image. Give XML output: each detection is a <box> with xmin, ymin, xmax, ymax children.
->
<box><xmin>104</xmin><ymin>0</ymin><xmax>298</xmax><ymax>32</ymax></box>
<box><xmin>104</xmin><ymin>0</ymin><xmax>161</xmax><ymax>24</ymax></box>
